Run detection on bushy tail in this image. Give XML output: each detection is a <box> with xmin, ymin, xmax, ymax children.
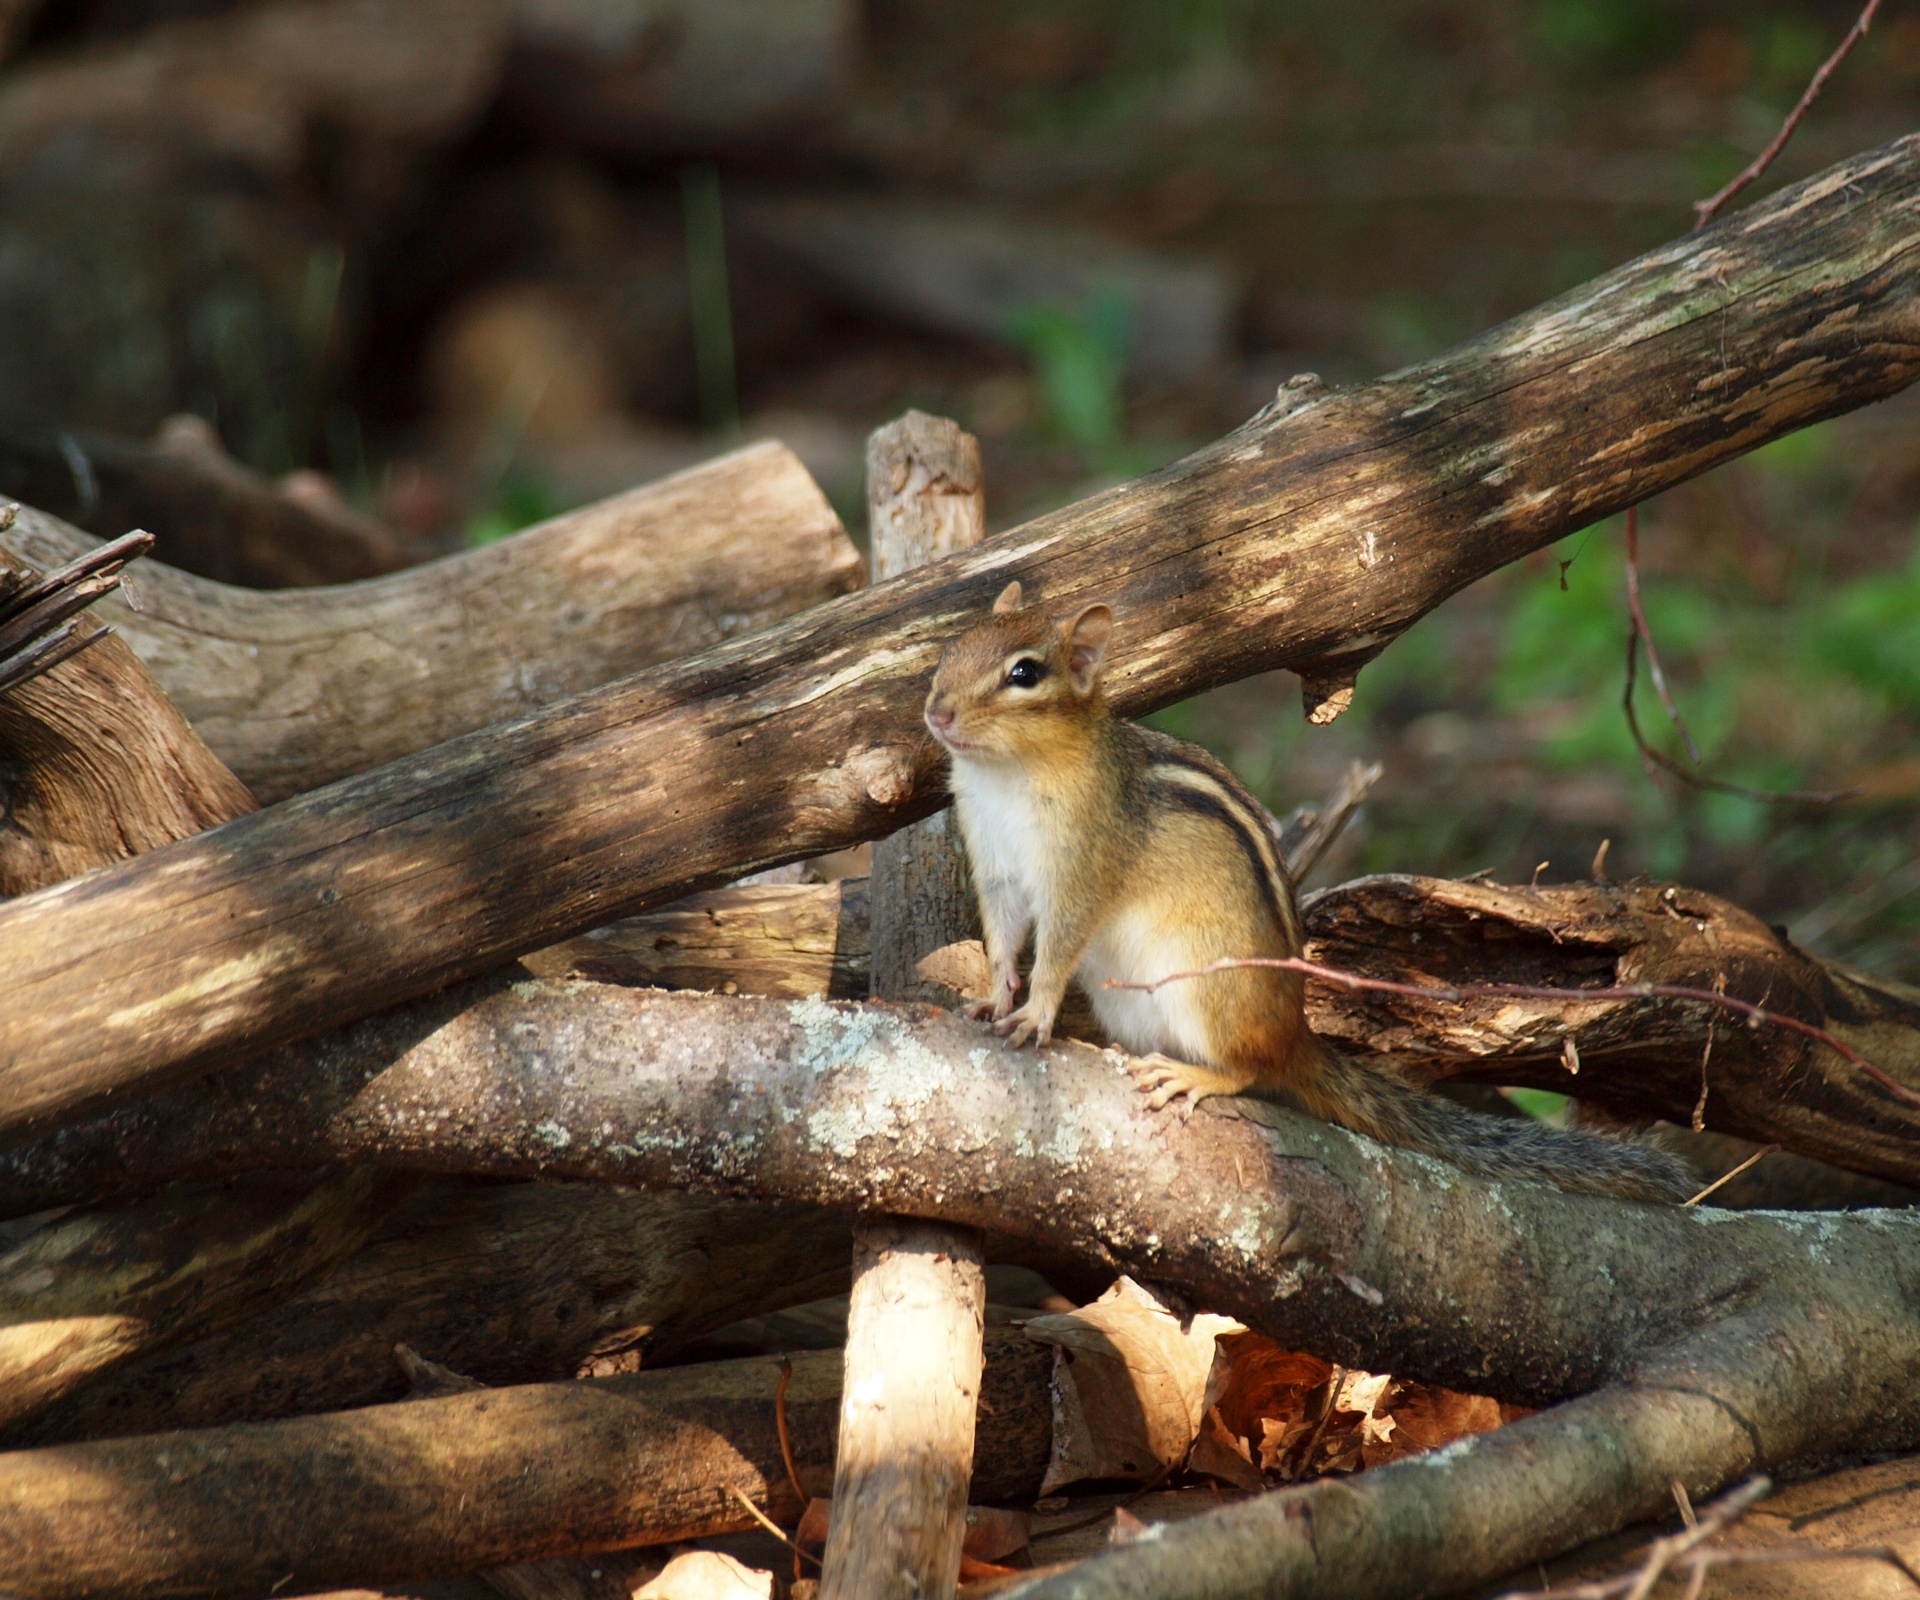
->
<box><xmin>1291</xmin><ymin>1037</ymin><xmax>1693</xmax><ymax>1203</ymax></box>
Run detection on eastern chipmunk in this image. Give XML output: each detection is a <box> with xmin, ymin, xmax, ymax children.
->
<box><xmin>923</xmin><ymin>582</ymin><xmax>1691</xmax><ymax>1203</ymax></box>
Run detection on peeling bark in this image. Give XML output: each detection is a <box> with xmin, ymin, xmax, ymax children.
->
<box><xmin>4</xmin><ymin>135</ymin><xmax>1919</xmax><ymax>1142</ymax></box>
<box><xmin>1301</xmin><ymin>874</ymin><xmax>1920</xmax><ymax>1188</ymax></box>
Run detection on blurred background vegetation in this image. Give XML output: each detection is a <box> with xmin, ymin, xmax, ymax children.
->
<box><xmin>0</xmin><ymin>0</ymin><xmax>1915</xmax><ymax>975</ymax></box>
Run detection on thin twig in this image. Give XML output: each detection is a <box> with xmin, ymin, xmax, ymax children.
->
<box><xmin>1622</xmin><ymin>508</ymin><xmax>1857</xmax><ymax>805</ymax></box>
<box><xmin>1683</xmin><ymin>1144</ymin><xmax>1778</xmax><ymax>1207</ymax></box>
<box><xmin>1105</xmin><ymin>956</ymin><xmax>1920</xmax><ymax>1109</ymax></box>
<box><xmin>725</xmin><ymin>1485</ymin><xmax>821</xmax><ymax>1568</ymax></box>
<box><xmin>1498</xmin><ymin>1476</ymin><xmax>1772</xmax><ymax>1599</ymax></box>
<box><xmin>1693</xmin><ymin>0</ymin><xmax>1885</xmax><ymax>228</ymax></box>
<box><xmin>773</xmin><ymin>1355</ymin><xmax>809</xmax><ymax>1507</ymax></box>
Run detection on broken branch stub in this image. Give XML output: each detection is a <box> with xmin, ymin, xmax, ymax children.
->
<box><xmin>3</xmin><ymin>135</ymin><xmax>1919</xmax><ymax>1142</ymax></box>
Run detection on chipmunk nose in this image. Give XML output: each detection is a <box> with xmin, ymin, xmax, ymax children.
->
<box><xmin>925</xmin><ymin>701</ymin><xmax>955</xmax><ymax>731</ymax></box>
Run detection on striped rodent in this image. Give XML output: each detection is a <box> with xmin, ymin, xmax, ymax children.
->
<box><xmin>922</xmin><ymin>582</ymin><xmax>1691</xmax><ymax>1203</ymax></box>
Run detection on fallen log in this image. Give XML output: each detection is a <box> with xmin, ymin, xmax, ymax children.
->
<box><xmin>821</xmin><ymin>411</ymin><xmax>990</xmax><ymax>1600</ymax></box>
<box><xmin>0</xmin><ymin>1329</ymin><xmax>1056</xmax><ymax>1600</ymax></box>
<box><xmin>0</xmin><ymin>437</ymin><xmax>861</xmax><ymax>801</ymax></box>
<box><xmin>0</xmin><ymin>536</ymin><xmax>418</xmax><ymax>1434</ymax></box>
<box><xmin>4</xmin><ymin>984</ymin><xmax>1915</xmax><ymax>1600</ymax></box>
<box><xmin>0</xmin><ymin>420</ymin><xmax>421</xmax><ymax>587</ymax></box>
<box><xmin>2</xmin><ymin>1182</ymin><xmax>856</xmax><ymax>1447</ymax></box>
<box><xmin>4</xmin><ymin>137</ymin><xmax>1915</xmax><ymax>1141</ymax></box>
<box><xmin>0</xmin><ymin>1167</ymin><xmax>413</xmax><ymax>1432</ymax></box>
<box><xmin>521</xmin><ymin>878</ymin><xmax>870</xmax><ymax>1000</ymax></box>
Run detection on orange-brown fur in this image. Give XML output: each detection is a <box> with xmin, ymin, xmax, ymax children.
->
<box><xmin>924</xmin><ymin>582</ymin><xmax>1693</xmax><ymax>1203</ymax></box>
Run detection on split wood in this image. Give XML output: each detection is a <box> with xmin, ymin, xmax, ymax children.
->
<box><xmin>0</xmin><ymin>438</ymin><xmax>861</xmax><ymax>800</ymax></box>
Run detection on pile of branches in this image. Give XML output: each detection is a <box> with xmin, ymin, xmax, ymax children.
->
<box><xmin>3</xmin><ymin>138</ymin><xmax>1920</xmax><ymax>1600</ymax></box>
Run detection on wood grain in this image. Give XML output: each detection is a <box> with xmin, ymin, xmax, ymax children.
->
<box><xmin>0</xmin><ymin>438</ymin><xmax>861</xmax><ymax>801</ymax></box>
<box><xmin>2</xmin><ymin>137</ymin><xmax>1918</xmax><ymax>1142</ymax></box>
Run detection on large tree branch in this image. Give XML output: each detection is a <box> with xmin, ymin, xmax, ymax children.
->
<box><xmin>0</xmin><ymin>986</ymin><xmax>1915</xmax><ymax>1600</ymax></box>
<box><xmin>1</xmin><ymin>135</ymin><xmax>1917</xmax><ymax>1143</ymax></box>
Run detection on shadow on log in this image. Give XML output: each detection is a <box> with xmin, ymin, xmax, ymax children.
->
<box><xmin>1</xmin><ymin>134</ymin><xmax>1917</xmax><ymax>1143</ymax></box>
<box><xmin>0</xmin><ymin>1331</ymin><xmax>1055</xmax><ymax>1600</ymax></box>
<box><xmin>2</xmin><ymin>1183</ymin><xmax>857</xmax><ymax>1447</ymax></box>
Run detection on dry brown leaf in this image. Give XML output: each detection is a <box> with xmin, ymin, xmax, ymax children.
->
<box><xmin>1187</xmin><ymin>1405</ymin><xmax>1265</xmax><ymax>1493</ymax></box>
<box><xmin>1023</xmin><ymin>1277</ymin><xmax>1242</xmax><ymax>1493</ymax></box>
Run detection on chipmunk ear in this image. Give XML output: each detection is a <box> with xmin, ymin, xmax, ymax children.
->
<box><xmin>1064</xmin><ymin>604</ymin><xmax>1112</xmax><ymax>694</ymax></box>
<box><xmin>992</xmin><ymin>580</ymin><xmax>1024</xmax><ymax>615</ymax></box>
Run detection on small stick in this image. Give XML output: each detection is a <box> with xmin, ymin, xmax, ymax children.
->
<box><xmin>1683</xmin><ymin>1144</ymin><xmax>1778</xmax><ymax>1208</ymax></box>
<box><xmin>774</xmin><ymin>1356</ymin><xmax>809</xmax><ymax>1506</ymax></box>
<box><xmin>1621</xmin><ymin>508</ymin><xmax>1855</xmax><ymax>805</ymax></box>
<box><xmin>1693</xmin><ymin>0</ymin><xmax>1885</xmax><ymax>228</ymax></box>
<box><xmin>1106</xmin><ymin>956</ymin><xmax>1920</xmax><ymax>1109</ymax></box>
<box><xmin>727</xmin><ymin>1485</ymin><xmax>821</xmax><ymax>1568</ymax></box>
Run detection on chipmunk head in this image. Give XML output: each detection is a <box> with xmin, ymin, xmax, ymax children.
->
<box><xmin>924</xmin><ymin>581</ymin><xmax>1113</xmax><ymax>763</ymax></box>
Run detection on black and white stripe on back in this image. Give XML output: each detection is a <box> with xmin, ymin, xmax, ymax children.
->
<box><xmin>1139</xmin><ymin>740</ymin><xmax>1300</xmax><ymax>946</ymax></box>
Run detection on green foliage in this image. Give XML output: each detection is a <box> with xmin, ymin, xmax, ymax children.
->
<box><xmin>1527</xmin><ymin>0</ymin><xmax>1681</xmax><ymax>72</ymax></box>
<box><xmin>1813</xmin><ymin>540</ymin><xmax>1920</xmax><ymax>710</ymax></box>
<box><xmin>1503</xmin><ymin>1087</ymin><xmax>1571</xmax><ymax>1125</ymax></box>
<box><xmin>1008</xmin><ymin>290</ymin><xmax>1132</xmax><ymax>455</ymax></box>
<box><xmin>464</xmin><ymin>470</ymin><xmax>566</xmax><ymax>547</ymax></box>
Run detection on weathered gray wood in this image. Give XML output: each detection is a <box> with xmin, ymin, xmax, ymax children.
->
<box><xmin>0</xmin><ymin>438</ymin><xmax>861</xmax><ymax>801</ymax></box>
<box><xmin>865</xmin><ymin>411</ymin><xmax>986</xmax><ymax>1006</ymax></box>
<box><xmin>0</xmin><ymin>1330</ymin><xmax>1054</xmax><ymax>1600</ymax></box>
<box><xmin>2</xmin><ymin>137</ymin><xmax>1918</xmax><ymax>1143</ymax></box>
<box><xmin>521</xmin><ymin>879</ymin><xmax>870</xmax><ymax>999</ymax></box>
<box><xmin>821</xmin><ymin>413</ymin><xmax>989</xmax><ymax>1600</ymax></box>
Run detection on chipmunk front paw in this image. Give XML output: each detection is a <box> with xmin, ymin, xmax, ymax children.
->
<box><xmin>994</xmin><ymin>1000</ymin><xmax>1054</xmax><ymax>1049</ymax></box>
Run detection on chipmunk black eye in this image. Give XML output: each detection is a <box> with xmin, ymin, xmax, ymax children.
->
<box><xmin>1005</xmin><ymin>658</ymin><xmax>1046</xmax><ymax>688</ymax></box>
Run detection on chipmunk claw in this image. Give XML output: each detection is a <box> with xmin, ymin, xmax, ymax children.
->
<box><xmin>994</xmin><ymin>1002</ymin><xmax>1053</xmax><ymax>1049</ymax></box>
<box><xmin>1127</xmin><ymin>1053</ymin><xmax>1236</xmax><ymax>1117</ymax></box>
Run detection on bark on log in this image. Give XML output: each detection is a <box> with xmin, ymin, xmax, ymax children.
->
<box><xmin>4</xmin><ymin>134</ymin><xmax>1914</xmax><ymax>1145</ymax></box>
<box><xmin>521</xmin><ymin>879</ymin><xmax>870</xmax><ymax>1000</ymax></box>
<box><xmin>0</xmin><ymin>1168</ymin><xmax>413</xmax><ymax>1432</ymax></box>
<box><xmin>0</xmin><ymin>1329</ymin><xmax>1055</xmax><ymax>1600</ymax></box>
<box><xmin>2</xmin><ymin>1182</ymin><xmax>856</xmax><ymax>1447</ymax></box>
<box><xmin>820</xmin><ymin>412</ymin><xmax>990</xmax><ymax>1600</ymax></box>
<box><xmin>0</xmin><ymin>539</ymin><xmax>256</xmax><ymax>894</ymax></box>
<box><xmin>0</xmin><ymin>438</ymin><xmax>861</xmax><ymax>802</ymax></box>
<box><xmin>0</xmin><ymin>420</ymin><xmax>421</xmax><ymax>587</ymax></box>
<box><xmin>0</xmin><ymin>982</ymin><xmax>1910</xmax><ymax>1600</ymax></box>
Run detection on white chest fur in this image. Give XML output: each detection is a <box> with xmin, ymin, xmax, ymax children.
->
<box><xmin>948</xmin><ymin>756</ymin><xmax>1049</xmax><ymax>913</ymax></box>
